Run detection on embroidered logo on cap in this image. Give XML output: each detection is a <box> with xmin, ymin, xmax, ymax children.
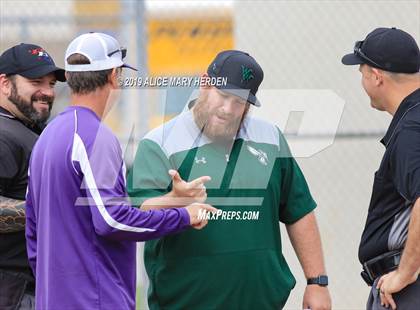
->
<box><xmin>241</xmin><ymin>65</ymin><xmax>254</xmax><ymax>83</ymax></box>
<box><xmin>28</xmin><ymin>48</ymin><xmax>51</xmax><ymax>61</ymax></box>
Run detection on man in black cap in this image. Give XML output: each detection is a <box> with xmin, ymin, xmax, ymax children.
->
<box><xmin>128</xmin><ymin>50</ymin><xmax>331</xmax><ymax>309</ymax></box>
<box><xmin>0</xmin><ymin>43</ymin><xmax>65</xmax><ymax>309</ymax></box>
<box><xmin>342</xmin><ymin>27</ymin><xmax>420</xmax><ymax>310</ymax></box>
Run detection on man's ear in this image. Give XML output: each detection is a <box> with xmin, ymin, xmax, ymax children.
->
<box><xmin>371</xmin><ymin>68</ymin><xmax>384</xmax><ymax>86</ymax></box>
<box><xmin>109</xmin><ymin>67</ymin><xmax>121</xmax><ymax>89</ymax></box>
<box><xmin>0</xmin><ymin>74</ymin><xmax>12</xmax><ymax>97</ymax></box>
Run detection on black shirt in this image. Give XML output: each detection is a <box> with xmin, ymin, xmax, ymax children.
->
<box><xmin>0</xmin><ymin>106</ymin><xmax>40</xmax><ymax>278</ymax></box>
<box><xmin>359</xmin><ymin>88</ymin><xmax>420</xmax><ymax>263</ymax></box>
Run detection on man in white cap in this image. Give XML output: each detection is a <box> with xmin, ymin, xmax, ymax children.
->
<box><xmin>25</xmin><ymin>32</ymin><xmax>216</xmax><ymax>309</ymax></box>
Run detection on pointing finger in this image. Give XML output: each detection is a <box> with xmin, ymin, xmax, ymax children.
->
<box><xmin>168</xmin><ymin>169</ymin><xmax>182</xmax><ymax>182</ymax></box>
<box><xmin>189</xmin><ymin>176</ymin><xmax>211</xmax><ymax>188</ymax></box>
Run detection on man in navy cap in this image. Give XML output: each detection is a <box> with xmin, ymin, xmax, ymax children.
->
<box><xmin>0</xmin><ymin>43</ymin><xmax>65</xmax><ymax>309</ymax></box>
<box><xmin>128</xmin><ymin>50</ymin><xmax>332</xmax><ymax>310</ymax></box>
<box><xmin>342</xmin><ymin>27</ymin><xmax>420</xmax><ymax>309</ymax></box>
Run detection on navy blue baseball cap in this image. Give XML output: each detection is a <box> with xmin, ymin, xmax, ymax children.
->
<box><xmin>342</xmin><ymin>27</ymin><xmax>420</xmax><ymax>73</ymax></box>
<box><xmin>207</xmin><ymin>50</ymin><xmax>264</xmax><ymax>107</ymax></box>
<box><xmin>0</xmin><ymin>43</ymin><xmax>65</xmax><ymax>81</ymax></box>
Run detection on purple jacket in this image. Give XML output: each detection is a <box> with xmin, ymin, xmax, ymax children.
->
<box><xmin>26</xmin><ymin>106</ymin><xmax>190</xmax><ymax>309</ymax></box>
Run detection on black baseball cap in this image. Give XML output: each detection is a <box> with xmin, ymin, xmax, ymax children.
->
<box><xmin>207</xmin><ymin>50</ymin><xmax>264</xmax><ymax>107</ymax></box>
<box><xmin>0</xmin><ymin>43</ymin><xmax>65</xmax><ymax>81</ymax></box>
<box><xmin>342</xmin><ymin>27</ymin><xmax>420</xmax><ymax>73</ymax></box>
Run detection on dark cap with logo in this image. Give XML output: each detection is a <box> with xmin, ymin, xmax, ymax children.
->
<box><xmin>342</xmin><ymin>27</ymin><xmax>420</xmax><ymax>73</ymax></box>
<box><xmin>0</xmin><ymin>43</ymin><xmax>65</xmax><ymax>81</ymax></box>
<box><xmin>207</xmin><ymin>50</ymin><xmax>264</xmax><ymax>107</ymax></box>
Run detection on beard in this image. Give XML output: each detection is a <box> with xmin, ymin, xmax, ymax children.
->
<box><xmin>8</xmin><ymin>80</ymin><xmax>54</xmax><ymax>128</ymax></box>
<box><xmin>192</xmin><ymin>93</ymin><xmax>249</xmax><ymax>143</ymax></box>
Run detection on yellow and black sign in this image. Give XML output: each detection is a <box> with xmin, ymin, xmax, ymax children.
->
<box><xmin>73</xmin><ymin>1</ymin><xmax>234</xmax><ymax>76</ymax></box>
<box><xmin>148</xmin><ymin>17</ymin><xmax>234</xmax><ymax>76</ymax></box>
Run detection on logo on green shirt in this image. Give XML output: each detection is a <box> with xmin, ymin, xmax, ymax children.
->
<box><xmin>247</xmin><ymin>145</ymin><xmax>268</xmax><ymax>166</ymax></box>
<box><xmin>195</xmin><ymin>156</ymin><xmax>207</xmax><ymax>164</ymax></box>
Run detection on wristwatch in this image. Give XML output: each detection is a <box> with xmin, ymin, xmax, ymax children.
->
<box><xmin>307</xmin><ymin>275</ymin><xmax>328</xmax><ymax>287</ymax></box>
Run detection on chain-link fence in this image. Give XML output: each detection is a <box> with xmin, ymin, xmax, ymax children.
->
<box><xmin>1</xmin><ymin>1</ymin><xmax>419</xmax><ymax>309</ymax></box>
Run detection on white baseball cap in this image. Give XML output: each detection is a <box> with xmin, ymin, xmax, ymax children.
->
<box><xmin>65</xmin><ymin>32</ymin><xmax>137</xmax><ymax>72</ymax></box>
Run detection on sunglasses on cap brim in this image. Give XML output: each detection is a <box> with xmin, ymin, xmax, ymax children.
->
<box><xmin>108</xmin><ymin>47</ymin><xmax>127</xmax><ymax>59</ymax></box>
<box><xmin>353</xmin><ymin>41</ymin><xmax>383</xmax><ymax>69</ymax></box>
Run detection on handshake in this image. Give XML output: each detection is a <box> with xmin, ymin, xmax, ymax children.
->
<box><xmin>141</xmin><ymin>169</ymin><xmax>218</xmax><ymax>230</ymax></box>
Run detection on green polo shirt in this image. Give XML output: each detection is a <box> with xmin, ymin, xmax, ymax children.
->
<box><xmin>127</xmin><ymin>109</ymin><xmax>316</xmax><ymax>310</ymax></box>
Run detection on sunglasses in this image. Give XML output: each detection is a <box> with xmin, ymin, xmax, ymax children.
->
<box><xmin>353</xmin><ymin>41</ymin><xmax>383</xmax><ymax>69</ymax></box>
<box><xmin>108</xmin><ymin>47</ymin><xmax>127</xmax><ymax>59</ymax></box>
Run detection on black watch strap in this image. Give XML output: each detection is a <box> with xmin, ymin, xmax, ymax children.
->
<box><xmin>307</xmin><ymin>275</ymin><xmax>328</xmax><ymax>287</ymax></box>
